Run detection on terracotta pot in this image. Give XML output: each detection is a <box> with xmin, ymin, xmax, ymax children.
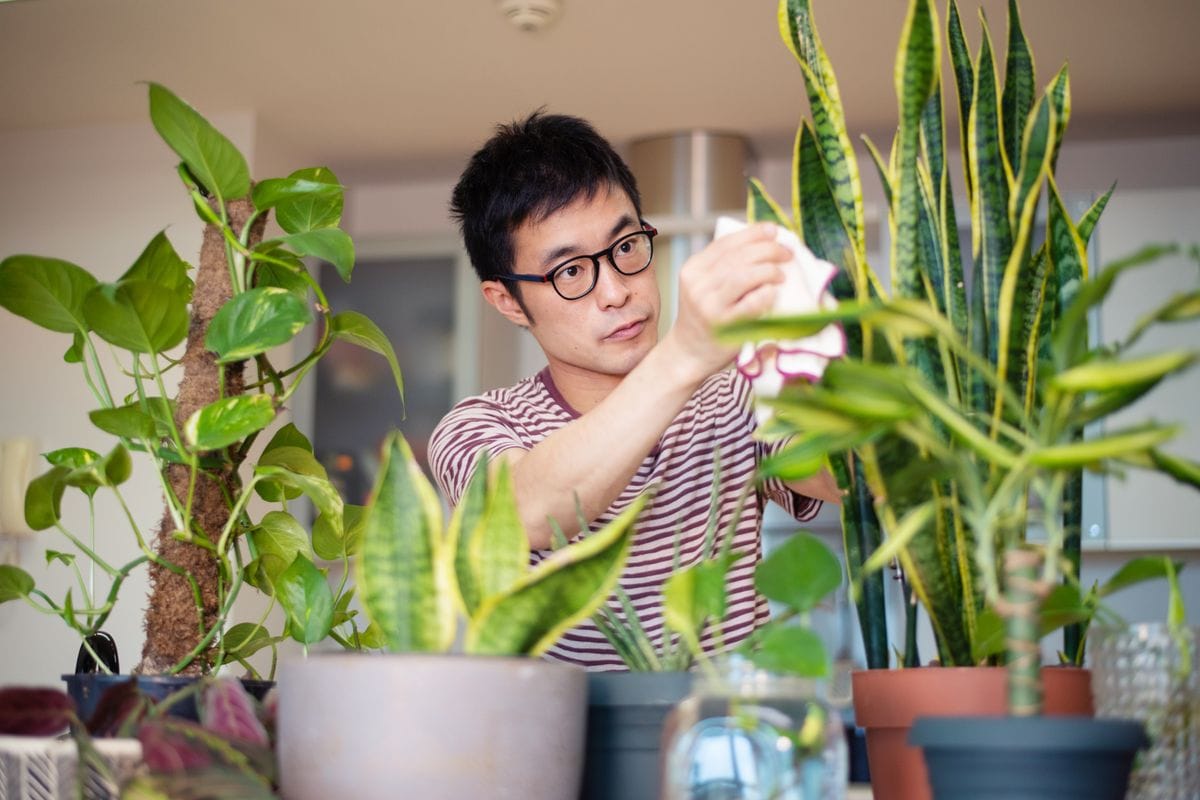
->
<box><xmin>852</xmin><ymin>666</ymin><xmax>1093</xmax><ymax>800</ymax></box>
<box><xmin>277</xmin><ymin>653</ymin><xmax>587</xmax><ymax>800</ymax></box>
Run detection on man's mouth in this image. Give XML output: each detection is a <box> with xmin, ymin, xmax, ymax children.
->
<box><xmin>604</xmin><ymin>319</ymin><xmax>646</xmax><ymax>341</ymax></box>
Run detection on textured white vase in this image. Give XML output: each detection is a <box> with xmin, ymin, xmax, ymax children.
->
<box><xmin>277</xmin><ymin>653</ymin><xmax>587</xmax><ymax>800</ymax></box>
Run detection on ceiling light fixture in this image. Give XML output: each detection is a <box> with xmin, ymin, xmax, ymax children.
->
<box><xmin>497</xmin><ymin>0</ymin><xmax>562</xmax><ymax>33</ymax></box>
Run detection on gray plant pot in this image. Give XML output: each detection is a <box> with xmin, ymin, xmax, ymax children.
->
<box><xmin>582</xmin><ymin>671</ymin><xmax>694</xmax><ymax>800</ymax></box>
<box><xmin>909</xmin><ymin>715</ymin><xmax>1147</xmax><ymax>800</ymax></box>
<box><xmin>276</xmin><ymin>653</ymin><xmax>587</xmax><ymax>800</ymax></box>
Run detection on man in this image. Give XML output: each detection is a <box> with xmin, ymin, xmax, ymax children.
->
<box><xmin>429</xmin><ymin>112</ymin><xmax>840</xmax><ymax>670</ymax></box>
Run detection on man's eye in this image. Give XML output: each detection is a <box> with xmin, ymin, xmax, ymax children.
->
<box><xmin>561</xmin><ymin>264</ymin><xmax>581</xmax><ymax>279</ymax></box>
<box><xmin>616</xmin><ymin>240</ymin><xmax>635</xmax><ymax>256</ymax></box>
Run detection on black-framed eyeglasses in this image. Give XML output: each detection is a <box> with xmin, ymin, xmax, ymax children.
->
<box><xmin>499</xmin><ymin>224</ymin><xmax>658</xmax><ymax>301</ymax></box>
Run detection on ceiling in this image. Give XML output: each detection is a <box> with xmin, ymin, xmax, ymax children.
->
<box><xmin>2</xmin><ymin>0</ymin><xmax>1198</xmax><ymax>181</ymax></box>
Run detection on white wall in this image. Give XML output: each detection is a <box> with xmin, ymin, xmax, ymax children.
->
<box><xmin>0</xmin><ymin>113</ymin><xmax>261</xmax><ymax>686</ymax></box>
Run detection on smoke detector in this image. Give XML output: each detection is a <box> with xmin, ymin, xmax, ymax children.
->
<box><xmin>497</xmin><ymin>0</ymin><xmax>562</xmax><ymax>33</ymax></box>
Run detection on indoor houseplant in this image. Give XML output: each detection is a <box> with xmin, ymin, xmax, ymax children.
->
<box><xmin>276</xmin><ymin>433</ymin><xmax>647</xmax><ymax>800</ymax></box>
<box><xmin>724</xmin><ymin>0</ymin><xmax>1199</xmax><ymax>797</ymax></box>
<box><xmin>0</xmin><ymin>83</ymin><xmax>404</xmax><ymax>692</ymax></box>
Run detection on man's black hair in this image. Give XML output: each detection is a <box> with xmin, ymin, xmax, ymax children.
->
<box><xmin>450</xmin><ymin>111</ymin><xmax>643</xmax><ymax>296</ymax></box>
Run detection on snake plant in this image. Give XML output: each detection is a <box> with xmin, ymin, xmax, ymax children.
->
<box><xmin>728</xmin><ymin>0</ymin><xmax>1200</xmax><ymax>713</ymax></box>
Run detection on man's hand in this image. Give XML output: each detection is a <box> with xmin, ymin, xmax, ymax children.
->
<box><xmin>661</xmin><ymin>222</ymin><xmax>792</xmax><ymax>383</ymax></box>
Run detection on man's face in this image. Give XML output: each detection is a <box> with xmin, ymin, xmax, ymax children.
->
<box><xmin>492</xmin><ymin>185</ymin><xmax>660</xmax><ymax>382</ymax></box>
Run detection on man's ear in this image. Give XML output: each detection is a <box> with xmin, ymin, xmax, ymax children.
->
<box><xmin>481</xmin><ymin>280</ymin><xmax>531</xmax><ymax>328</ymax></box>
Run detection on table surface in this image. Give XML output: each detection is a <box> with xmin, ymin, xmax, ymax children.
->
<box><xmin>847</xmin><ymin>784</ymin><xmax>874</xmax><ymax>800</ymax></box>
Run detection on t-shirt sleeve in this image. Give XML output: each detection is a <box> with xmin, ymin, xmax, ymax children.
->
<box><xmin>428</xmin><ymin>396</ymin><xmax>529</xmax><ymax>505</ymax></box>
<box><xmin>759</xmin><ymin>435</ymin><xmax>822</xmax><ymax>522</ymax></box>
<box><xmin>729</xmin><ymin>370</ymin><xmax>822</xmax><ymax>523</ymax></box>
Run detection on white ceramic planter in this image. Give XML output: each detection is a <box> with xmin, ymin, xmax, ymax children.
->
<box><xmin>277</xmin><ymin>653</ymin><xmax>587</xmax><ymax>800</ymax></box>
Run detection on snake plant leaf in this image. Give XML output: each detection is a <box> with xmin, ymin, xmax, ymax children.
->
<box><xmin>24</xmin><ymin>466</ymin><xmax>69</xmax><ymax>531</ymax></box>
<box><xmin>971</xmin><ymin>606</ymin><xmax>1005</xmax><ymax>662</ymax></box>
<box><xmin>269</xmin><ymin>228</ymin><xmax>355</xmax><ymax>283</ymax></box>
<box><xmin>83</xmin><ymin>280</ymin><xmax>189</xmax><ymax>355</ymax></box>
<box><xmin>1042</xmin><ymin>64</ymin><xmax>1071</xmax><ymax>172</ymax></box>
<box><xmin>838</xmin><ymin>457</ymin><xmax>889</xmax><ymax>668</ymax></box>
<box><xmin>1000</xmin><ymin>0</ymin><xmax>1035</xmax><ymax>176</ymax></box>
<box><xmin>185</xmin><ymin>395</ymin><xmax>276</xmax><ymax>451</ymax></box>
<box><xmin>920</xmin><ymin>90</ymin><xmax>946</xmax><ymax>209</ymax></box>
<box><xmin>468</xmin><ymin>460</ymin><xmax>529</xmax><ymax>611</ymax></box>
<box><xmin>1051</xmin><ymin>351</ymin><xmax>1197</xmax><ymax>393</ymax></box>
<box><xmin>0</xmin><ymin>256</ymin><xmax>98</xmax><ymax>334</ymax></box>
<box><xmin>748</xmin><ymin>624</ymin><xmax>830</xmax><ymax>678</ymax></box>
<box><xmin>1150</xmin><ymin>450</ymin><xmax>1200</xmax><ymax>491</ymax></box>
<box><xmin>947</xmin><ymin>0</ymin><xmax>975</xmax><ymax>194</ymax></box>
<box><xmin>357</xmin><ymin>432</ymin><xmax>454</xmax><ymax>653</ymax></box>
<box><xmin>756</xmin><ymin>530</ymin><xmax>841</xmax><ymax>613</ymax></box>
<box><xmin>1075</xmin><ymin>185</ymin><xmax>1114</xmax><ymax>245</ymax></box>
<box><xmin>1047</xmin><ymin>176</ymin><xmax>1096</xmax><ymax>367</ymax></box>
<box><xmin>466</xmin><ymin>494</ymin><xmax>644</xmax><ymax>656</ymax></box>
<box><xmin>0</xmin><ymin>565</ymin><xmax>35</xmax><ymax>603</ymax></box>
<box><xmin>861</xmin><ymin>501</ymin><xmax>937</xmax><ymax>574</ymax></box>
<box><xmin>969</xmin><ymin>13</ymin><xmax>1013</xmax><ymax>371</ymax></box>
<box><xmin>249</xmin><ymin>511</ymin><xmax>315</xmax><ymax>590</ymax></box>
<box><xmin>746</xmin><ymin>178</ymin><xmax>790</xmax><ymax>228</ymax></box>
<box><xmin>861</xmin><ymin>135</ymin><xmax>894</xmax><ymax>210</ymax></box>
<box><xmin>795</xmin><ymin>123</ymin><xmax>855</xmax><ymax>275</ymax></box>
<box><xmin>254</xmin><ymin>422</ymin><xmax>312</xmax><ymax>502</ymax></box>
<box><xmin>448</xmin><ymin>456</ymin><xmax>491</xmax><ymax>616</ymax></box>
<box><xmin>784</xmin><ymin>0</ymin><xmax>865</xmax><ymax>254</ymax></box>
<box><xmin>272</xmin><ymin>167</ymin><xmax>344</xmax><ymax>235</ymax></box>
<box><xmin>312</xmin><ymin>504</ymin><xmax>366</xmax><ymax>561</ymax></box>
<box><xmin>1032</xmin><ymin>424</ymin><xmax>1181</xmax><ymax>469</ymax></box>
<box><xmin>892</xmin><ymin>0</ymin><xmax>939</xmax><ymax>301</ymax></box>
<box><xmin>205</xmin><ymin>287</ymin><xmax>312</xmax><ymax>364</ymax></box>
<box><xmin>276</xmin><ymin>554</ymin><xmax>334</xmax><ymax>645</ymax></box>
<box><xmin>780</xmin><ymin>0</ymin><xmax>844</xmax><ymax>117</ymax></box>
<box><xmin>251</xmin><ymin>176</ymin><xmax>342</xmax><ymax>217</ymax></box>
<box><xmin>89</xmin><ymin>403</ymin><xmax>157</xmax><ymax>441</ymax></box>
<box><xmin>993</xmin><ymin>95</ymin><xmax>1055</xmax><ymax>431</ymax></box>
<box><xmin>121</xmin><ymin>232</ymin><xmax>193</xmax><ymax>299</ymax></box>
<box><xmin>255</xmin><ymin>446</ymin><xmax>343</xmax><ymax>538</ymax></box>
<box><xmin>147</xmin><ymin>83</ymin><xmax>250</xmax><ymax>201</ymax></box>
<box><xmin>331</xmin><ymin>311</ymin><xmax>405</xmax><ymax>402</ymax></box>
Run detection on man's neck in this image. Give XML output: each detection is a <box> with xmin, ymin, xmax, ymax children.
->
<box><xmin>543</xmin><ymin>361</ymin><xmax>625</xmax><ymax>415</ymax></box>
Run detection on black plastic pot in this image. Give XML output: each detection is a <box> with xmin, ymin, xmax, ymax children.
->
<box><xmin>62</xmin><ymin>673</ymin><xmax>274</xmax><ymax>724</ymax></box>
<box><xmin>581</xmin><ymin>671</ymin><xmax>693</xmax><ymax>800</ymax></box>
<box><xmin>909</xmin><ymin>715</ymin><xmax>1147</xmax><ymax>799</ymax></box>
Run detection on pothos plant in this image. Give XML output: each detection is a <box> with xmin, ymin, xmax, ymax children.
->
<box><xmin>725</xmin><ymin>0</ymin><xmax>1199</xmax><ymax>713</ymax></box>
<box><xmin>0</xmin><ymin>84</ymin><xmax>404</xmax><ymax>677</ymax></box>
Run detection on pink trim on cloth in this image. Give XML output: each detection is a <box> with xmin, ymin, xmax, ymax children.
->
<box><xmin>713</xmin><ymin>217</ymin><xmax>847</xmax><ymax>415</ymax></box>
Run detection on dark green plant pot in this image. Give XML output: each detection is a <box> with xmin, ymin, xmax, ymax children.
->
<box><xmin>909</xmin><ymin>715</ymin><xmax>1147</xmax><ymax>799</ymax></box>
<box><xmin>62</xmin><ymin>674</ymin><xmax>274</xmax><ymax>724</ymax></box>
<box><xmin>582</xmin><ymin>671</ymin><xmax>693</xmax><ymax>800</ymax></box>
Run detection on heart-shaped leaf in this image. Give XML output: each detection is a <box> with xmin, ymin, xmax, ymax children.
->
<box><xmin>147</xmin><ymin>83</ymin><xmax>250</xmax><ymax>200</ymax></box>
<box><xmin>222</xmin><ymin>622</ymin><xmax>278</xmax><ymax>660</ymax></box>
<box><xmin>270</xmin><ymin>229</ymin><xmax>354</xmax><ymax>283</ymax></box>
<box><xmin>24</xmin><ymin>466</ymin><xmax>69</xmax><ymax>530</ymax></box>
<box><xmin>249</xmin><ymin>511</ymin><xmax>314</xmax><ymax>589</ymax></box>
<box><xmin>331</xmin><ymin>310</ymin><xmax>405</xmax><ymax>400</ymax></box>
<box><xmin>255</xmin><ymin>423</ymin><xmax>313</xmax><ymax>502</ymax></box>
<box><xmin>272</xmin><ymin>167</ymin><xmax>343</xmax><ymax>234</ymax></box>
<box><xmin>0</xmin><ymin>565</ymin><xmax>34</xmax><ymax>603</ymax></box>
<box><xmin>254</xmin><ymin>447</ymin><xmax>342</xmax><ymax>534</ymax></box>
<box><xmin>83</xmin><ymin>280</ymin><xmax>188</xmax><ymax>354</ymax></box>
<box><xmin>746</xmin><ymin>625</ymin><xmax>830</xmax><ymax>678</ymax></box>
<box><xmin>754</xmin><ymin>531</ymin><xmax>842</xmax><ymax>613</ymax></box>
<box><xmin>252</xmin><ymin>176</ymin><xmax>342</xmax><ymax>215</ymax></box>
<box><xmin>205</xmin><ymin>287</ymin><xmax>312</xmax><ymax>364</ymax></box>
<box><xmin>122</xmin><ymin>231</ymin><xmax>193</xmax><ymax>298</ymax></box>
<box><xmin>0</xmin><ymin>255</ymin><xmax>97</xmax><ymax>333</ymax></box>
<box><xmin>90</xmin><ymin>404</ymin><xmax>157</xmax><ymax>440</ymax></box>
<box><xmin>184</xmin><ymin>395</ymin><xmax>276</xmax><ymax>451</ymax></box>
<box><xmin>276</xmin><ymin>554</ymin><xmax>334</xmax><ymax>645</ymax></box>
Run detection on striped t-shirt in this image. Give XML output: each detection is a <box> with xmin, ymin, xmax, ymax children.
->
<box><xmin>428</xmin><ymin>367</ymin><xmax>820</xmax><ymax>670</ymax></box>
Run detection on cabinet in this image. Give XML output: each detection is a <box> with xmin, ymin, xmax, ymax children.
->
<box><xmin>1094</xmin><ymin>187</ymin><xmax>1200</xmax><ymax>549</ymax></box>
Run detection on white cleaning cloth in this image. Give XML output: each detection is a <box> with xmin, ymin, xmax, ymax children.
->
<box><xmin>713</xmin><ymin>217</ymin><xmax>845</xmax><ymax>410</ymax></box>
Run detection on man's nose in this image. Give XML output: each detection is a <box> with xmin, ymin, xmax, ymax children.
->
<box><xmin>593</xmin><ymin>259</ymin><xmax>633</xmax><ymax>307</ymax></box>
